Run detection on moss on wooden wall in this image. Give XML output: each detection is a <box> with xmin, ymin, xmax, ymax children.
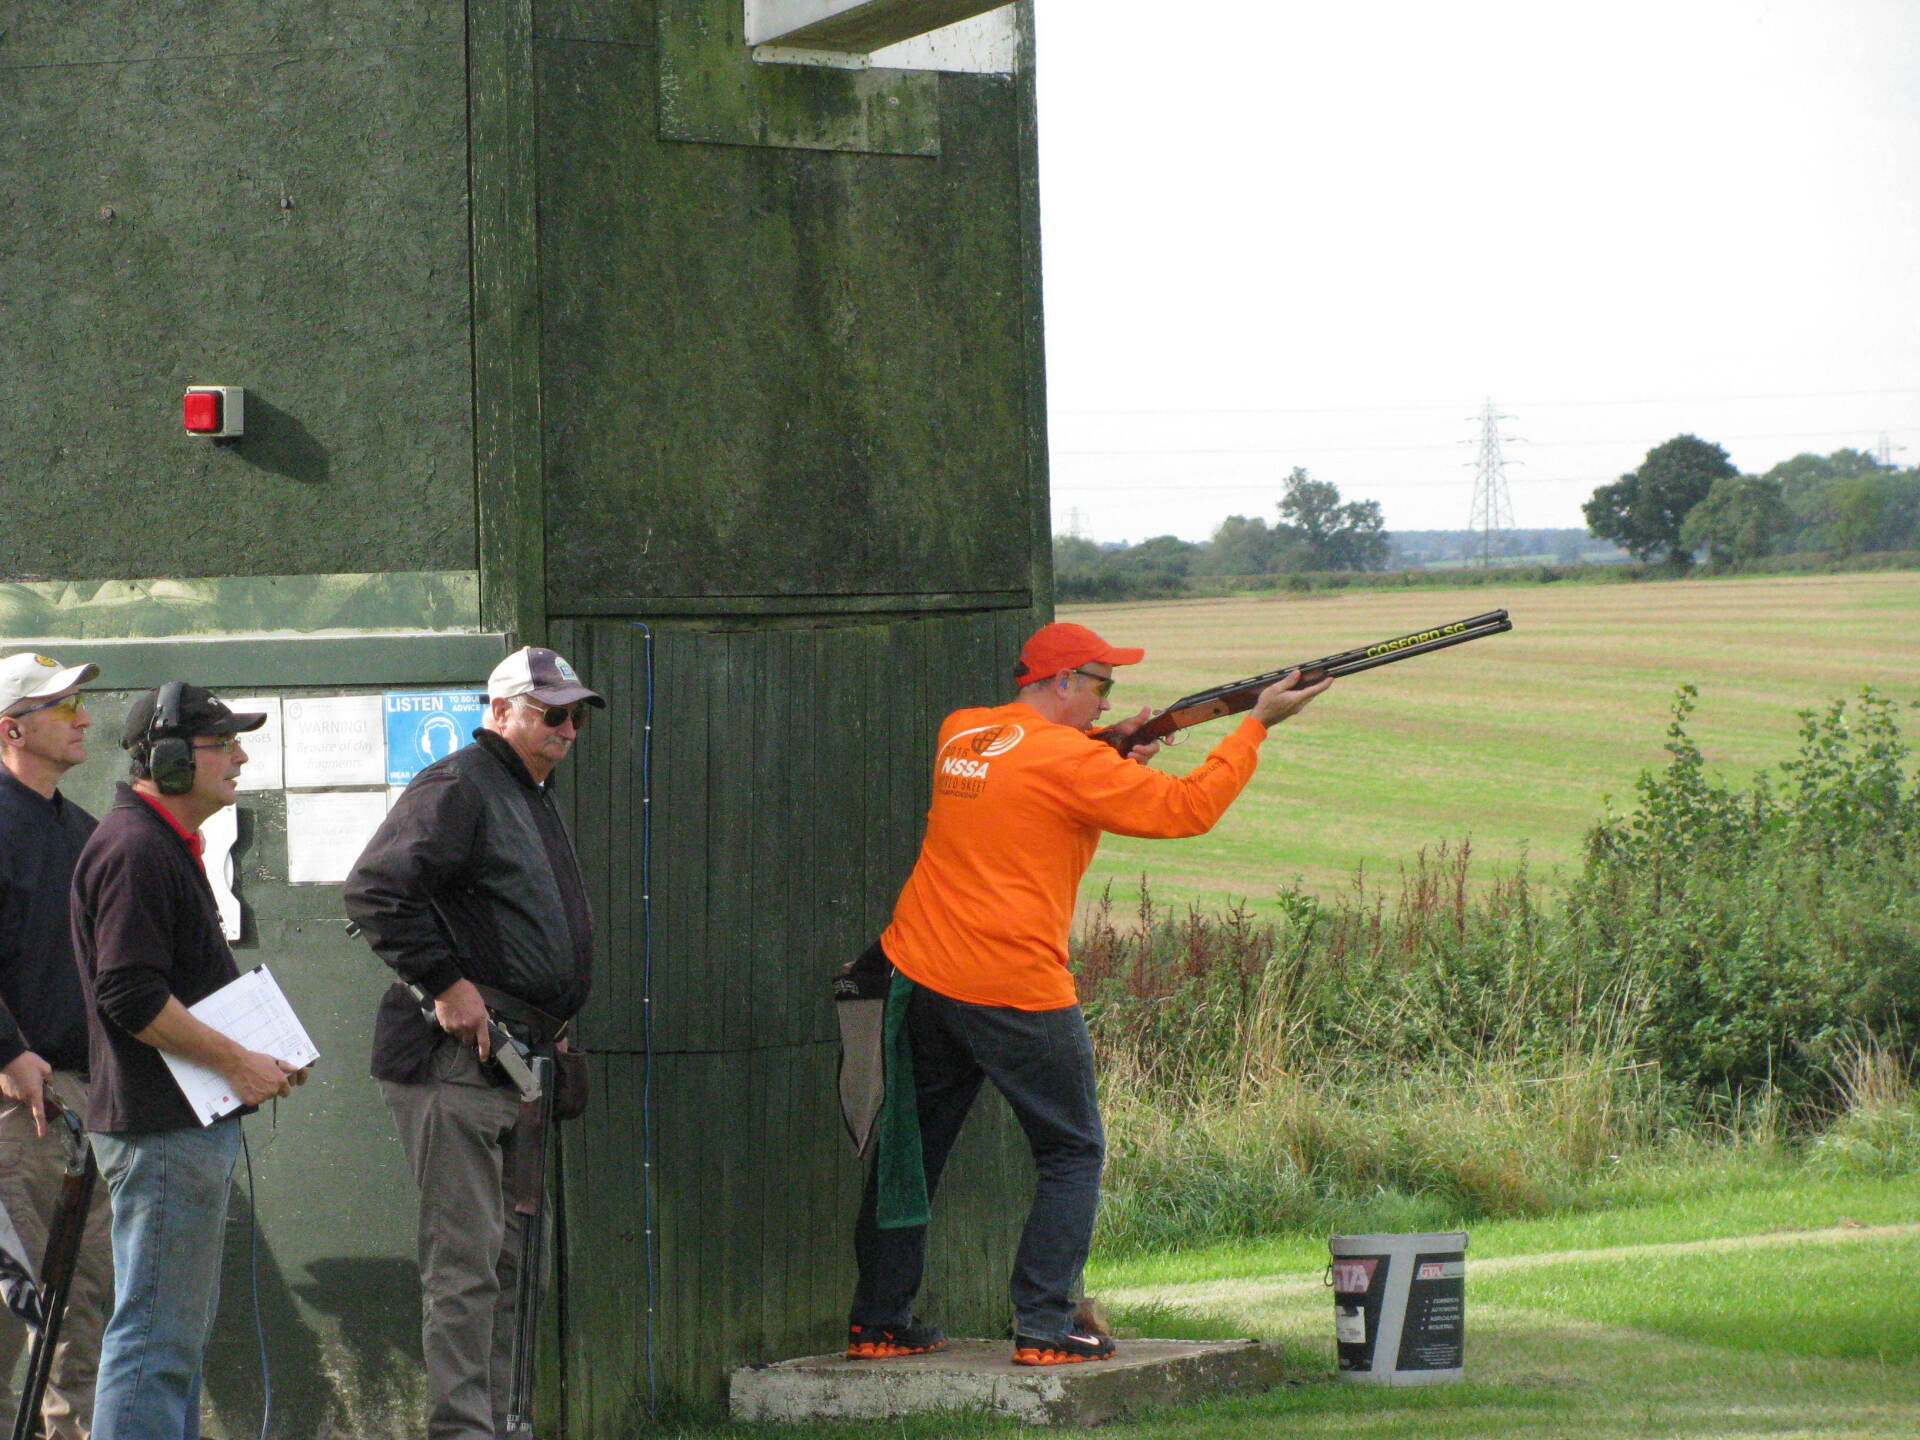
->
<box><xmin>0</xmin><ymin>3</ymin><xmax>476</xmax><ymax>581</ymax></box>
<box><xmin>537</xmin><ymin>6</ymin><xmax>1043</xmax><ymax>603</ymax></box>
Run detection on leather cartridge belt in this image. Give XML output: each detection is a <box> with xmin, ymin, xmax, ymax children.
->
<box><xmin>473</xmin><ymin>983</ymin><xmax>570</xmax><ymax>1048</ymax></box>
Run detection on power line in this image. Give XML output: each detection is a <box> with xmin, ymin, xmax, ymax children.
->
<box><xmin>1051</xmin><ymin>425</ymin><xmax>1919</xmax><ymax>459</ymax></box>
<box><xmin>1051</xmin><ymin>385</ymin><xmax>1920</xmax><ymax>419</ymax></box>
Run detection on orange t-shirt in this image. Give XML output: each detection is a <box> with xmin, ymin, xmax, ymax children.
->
<box><xmin>880</xmin><ymin>702</ymin><xmax>1270</xmax><ymax>1011</ymax></box>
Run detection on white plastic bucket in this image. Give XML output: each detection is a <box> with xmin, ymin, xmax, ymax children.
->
<box><xmin>1328</xmin><ymin>1231</ymin><xmax>1467</xmax><ymax>1384</ymax></box>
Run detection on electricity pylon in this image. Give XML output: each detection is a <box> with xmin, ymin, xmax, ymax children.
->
<box><xmin>1466</xmin><ymin>399</ymin><xmax>1518</xmax><ymax>566</ymax></box>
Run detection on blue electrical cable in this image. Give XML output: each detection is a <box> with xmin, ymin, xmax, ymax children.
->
<box><xmin>240</xmin><ymin>1123</ymin><xmax>271</xmax><ymax>1440</ymax></box>
<box><xmin>632</xmin><ymin>620</ymin><xmax>659</xmax><ymax>1417</ymax></box>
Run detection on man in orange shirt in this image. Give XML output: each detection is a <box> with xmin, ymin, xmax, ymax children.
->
<box><xmin>847</xmin><ymin>621</ymin><xmax>1331</xmax><ymax>1365</ymax></box>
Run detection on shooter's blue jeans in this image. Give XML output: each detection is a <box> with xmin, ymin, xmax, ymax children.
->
<box><xmin>88</xmin><ymin>1117</ymin><xmax>242</xmax><ymax>1440</ymax></box>
<box><xmin>850</xmin><ymin>987</ymin><xmax>1105</xmax><ymax>1342</ymax></box>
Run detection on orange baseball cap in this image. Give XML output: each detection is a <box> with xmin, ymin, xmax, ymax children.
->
<box><xmin>1014</xmin><ymin>622</ymin><xmax>1146</xmax><ymax>686</ymax></box>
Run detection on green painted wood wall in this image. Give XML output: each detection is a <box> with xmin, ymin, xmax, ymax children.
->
<box><xmin>2</xmin><ymin>0</ymin><xmax>1052</xmax><ymax>1428</ymax></box>
<box><xmin>0</xmin><ymin>3</ymin><xmax>477</xmax><ymax>582</ymax></box>
<box><xmin>550</xmin><ymin>613</ymin><xmax>1042</xmax><ymax>1419</ymax></box>
<box><xmin>528</xmin><ymin>3</ymin><xmax>1053</xmax><ymax>1415</ymax></box>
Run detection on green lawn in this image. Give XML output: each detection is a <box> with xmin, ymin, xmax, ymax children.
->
<box><xmin>1088</xmin><ymin>1165</ymin><xmax>1920</xmax><ymax>1289</ymax></box>
<box><xmin>1084</xmin><ymin>1170</ymin><xmax>1920</xmax><ymax>1439</ymax></box>
<box><xmin>677</xmin><ymin>1170</ymin><xmax>1920</xmax><ymax>1439</ymax></box>
<box><xmin>1473</xmin><ymin>1236</ymin><xmax>1919</xmax><ymax>1362</ymax></box>
<box><xmin>1065</xmin><ymin>573</ymin><xmax>1920</xmax><ymax>912</ymax></box>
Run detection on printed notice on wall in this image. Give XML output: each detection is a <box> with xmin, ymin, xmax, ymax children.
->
<box><xmin>285</xmin><ymin>790</ymin><xmax>389</xmax><ymax>884</ymax></box>
<box><xmin>202</xmin><ymin>804</ymin><xmax>243</xmax><ymax>940</ymax></box>
<box><xmin>229</xmin><ymin>697</ymin><xmax>284</xmax><ymax>792</ymax></box>
<box><xmin>384</xmin><ymin>691</ymin><xmax>486</xmax><ymax>786</ymax></box>
<box><xmin>283</xmin><ymin>695</ymin><xmax>385</xmax><ymax>789</ymax></box>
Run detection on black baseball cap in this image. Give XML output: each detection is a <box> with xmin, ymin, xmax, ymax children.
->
<box><xmin>121</xmin><ymin>685</ymin><xmax>270</xmax><ymax>749</ymax></box>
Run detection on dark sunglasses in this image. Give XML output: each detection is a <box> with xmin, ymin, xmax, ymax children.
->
<box><xmin>516</xmin><ymin>698</ymin><xmax>592</xmax><ymax>729</ymax></box>
<box><xmin>1070</xmin><ymin>668</ymin><xmax>1116</xmax><ymax>699</ymax></box>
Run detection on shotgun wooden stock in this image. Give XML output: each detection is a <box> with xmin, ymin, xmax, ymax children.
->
<box><xmin>1104</xmin><ymin>609</ymin><xmax>1513</xmax><ymax>757</ymax></box>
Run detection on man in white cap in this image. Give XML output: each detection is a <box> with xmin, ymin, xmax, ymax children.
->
<box><xmin>346</xmin><ymin>646</ymin><xmax>603</xmax><ymax>1440</ymax></box>
<box><xmin>0</xmin><ymin>651</ymin><xmax>114</xmax><ymax>1439</ymax></box>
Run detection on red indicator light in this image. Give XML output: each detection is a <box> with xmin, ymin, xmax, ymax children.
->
<box><xmin>183</xmin><ymin>385</ymin><xmax>244</xmax><ymax>437</ymax></box>
<box><xmin>183</xmin><ymin>391</ymin><xmax>222</xmax><ymax>432</ymax></box>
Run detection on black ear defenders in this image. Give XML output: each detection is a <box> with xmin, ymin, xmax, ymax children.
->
<box><xmin>146</xmin><ymin>682</ymin><xmax>196</xmax><ymax>796</ymax></box>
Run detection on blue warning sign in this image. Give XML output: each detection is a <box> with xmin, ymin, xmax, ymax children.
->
<box><xmin>384</xmin><ymin>691</ymin><xmax>487</xmax><ymax>786</ymax></box>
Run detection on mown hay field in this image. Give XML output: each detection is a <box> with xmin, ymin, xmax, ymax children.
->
<box><xmin>1066</xmin><ymin>572</ymin><xmax>1920</xmax><ymax>911</ymax></box>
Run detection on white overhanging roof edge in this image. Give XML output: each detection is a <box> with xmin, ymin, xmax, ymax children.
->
<box><xmin>744</xmin><ymin>0</ymin><xmax>1012</xmax><ymax>52</ymax></box>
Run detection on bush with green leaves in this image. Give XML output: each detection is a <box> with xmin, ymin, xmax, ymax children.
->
<box><xmin>1571</xmin><ymin>686</ymin><xmax>1920</xmax><ymax>1104</ymax></box>
<box><xmin>1076</xmin><ymin>689</ymin><xmax>1920</xmax><ymax>1252</ymax></box>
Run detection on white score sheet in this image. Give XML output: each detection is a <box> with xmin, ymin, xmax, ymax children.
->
<box><xmin>162</xmin><ymin>965</ymin><xmax>320</xmax><ymax>1126</ymax></box>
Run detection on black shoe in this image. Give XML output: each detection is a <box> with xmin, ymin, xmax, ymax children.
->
<box><xmin>1012</xmin><ymin>1330</ymin><xmax>1116</xmax><ymax>1365</ymax></box>
<box><xmin>846</xmin><ymin>1320</ymin><xmax>947</xmax><ymax>1359</ymax></box>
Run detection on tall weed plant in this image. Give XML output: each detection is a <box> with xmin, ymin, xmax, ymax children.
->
<box><xmin>1080</xmin><ymin>689</ymin><xmax>1920</xmax><ymax>1255</ymax></box>
<box><xmin>1572</xmin><ymin>686</ymin><xmax>1920</xmax><ymax>1103</ymax></box>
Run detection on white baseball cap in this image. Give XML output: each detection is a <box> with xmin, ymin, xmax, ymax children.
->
<box><xmin>0</xmin><ymin>651</ymin><xmax>99</xmax><ymax>716</ymax></box>
<box><xmin>485</xmin><ymin>647</ymin><xmax>604</xmax><ymax>708</ymax></box>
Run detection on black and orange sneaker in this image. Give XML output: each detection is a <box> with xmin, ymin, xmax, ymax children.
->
<box><xmin>1012</xmin><ymin>1330</ymin><xmax>1116</xmax><ymax>1366</ymax></box>
<box><xmin>846</xmin><ymin>1321</ymin><xmax>947</xmax><ymax>1359</ymax></box>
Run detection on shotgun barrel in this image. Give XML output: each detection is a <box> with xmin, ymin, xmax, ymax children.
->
<box><xmin>1110</xmin><ymin>609</ymin><xmax>1512</xmax><ymax>756</ymax></box>
<box><xmin>10</xmin><ymin>1108</ymin><xmax>97</xmax><ymax>1440</ymax></box>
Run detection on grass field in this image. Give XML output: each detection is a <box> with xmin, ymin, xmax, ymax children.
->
<box><xmin>664</xmin><ymin>1169</ymin><xmax>1920</xmax><ymax>1440</ymax></box>
<box><xmin>1087</xmin><ymin>1169</ymin><xmax>1920</xmax><ymax>1440</ymax></box>
<box><xmin>1064</xmin><ymin>572</ymin><xmax>1920</xmax><ymax>911</ymax></box>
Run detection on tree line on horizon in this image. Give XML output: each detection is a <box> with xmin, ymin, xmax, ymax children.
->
<box><xmin>1583</xmin><ymin>436</ymin><xmax>1920</xmax><ymax>567</ymax></box>
<box><xmin>1054</xmin><ymin>466</ymin><xmax>1394</xmax><ymax>601</ymax></box>
<box><xmin>1055</xmin><ymin>441</ymin><xmax>1920</xmax><ymax>602</ymax></box>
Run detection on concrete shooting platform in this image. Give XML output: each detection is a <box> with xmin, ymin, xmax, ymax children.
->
<box><xmin>730</xmin><ymin>1338</ymin><xmax>1287</xmax><ymax>1426</ymax></box>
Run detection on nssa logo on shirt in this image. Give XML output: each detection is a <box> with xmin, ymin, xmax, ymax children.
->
<box><xmin>935</xmin><ymin>724</ymin><xmax>1026</xmax><ymax>797</ymax></box>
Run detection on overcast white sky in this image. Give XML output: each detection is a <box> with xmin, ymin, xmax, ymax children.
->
<box><xmin>1033</xmin><ymin>0</ymin><xmax>1920</xmax><ymax>543</ymax></box>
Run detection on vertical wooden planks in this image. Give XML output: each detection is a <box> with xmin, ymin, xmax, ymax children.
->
<box><xmin>655</xmin><ymin>626</ymin><xmax>708</xmax><ymax>1057</ymax></box>
<box><xmin>748</xmin><ymin>629</ymin><xmax>792</xmax><ymax>1048</ymax></box>
<box><xmin>554</xmin><ymin>609</ymin><xmax>1046</xmax><ymax>1413</ymax></box>
<box><xmin>695</xmin><ymin>631</ymin><xmax>744</xmax><ymax>1054</ymax></box>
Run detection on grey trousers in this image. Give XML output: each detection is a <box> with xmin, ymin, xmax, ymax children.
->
<box><xmin>381</xmin><ymin>1042</ymin><xmax>526</xmax><ymax>1440</ymax></box>
<box><xmin>0</xmin><ymin>1071</ymin><xmax>115</xmax><ymax>1440</ymax></box>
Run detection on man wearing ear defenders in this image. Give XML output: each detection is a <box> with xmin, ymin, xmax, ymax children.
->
<box><xmin>345</xmin><ymin>645</ymin><xmax>602</xmax><ymax>1440</ymax></box>
<box><xmin>846</xmin><ymin>622</ymin><xmax>1331</xmax><ymax>1368</ymax></box>
<box><xmin>70</xmin><ymin>683</ymin><xmax>302</xmax><ymax>1440</ymax></box>
<box><xmin>0</xmin><ymin>650</ymin><xmax>115</xmax><ymax>1440</ymax></box>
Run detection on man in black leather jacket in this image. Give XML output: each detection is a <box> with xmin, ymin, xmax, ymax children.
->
<box><xmin>344</xmin><ymin>646</ymin><xmax>602</xmax><ymax>1440</ymax></box>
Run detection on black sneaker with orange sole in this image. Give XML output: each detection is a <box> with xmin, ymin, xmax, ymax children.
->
<box><xmin>846</xmin><ymin>1321</ymin><xmax>947</xmax><ymax>1359</ymax></box>
<box><xmin>1012</xmin><ymin>1330</ymin><xmax>1116</xmax><ymax>1366</ymax></box>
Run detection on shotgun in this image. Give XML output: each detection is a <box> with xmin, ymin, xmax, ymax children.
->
<box><xmin>9</xmin><ymin>1103</ymin><xmax>97</xmax><ymax>1440</ymax></box>
<box><xmin>402</xmin><ymin>982</ymin><xmax>542</xmax><ymax>1104</ymax></box>
<box><xmin>503</xmin><ymin>1054</ymin><xmax>555</xmax><ymax>1440</ymax></box>
<box><xmin>1103</xmin><ymin>609</ymin><xmax>1513</xmax><ymax>757</ymax></box>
